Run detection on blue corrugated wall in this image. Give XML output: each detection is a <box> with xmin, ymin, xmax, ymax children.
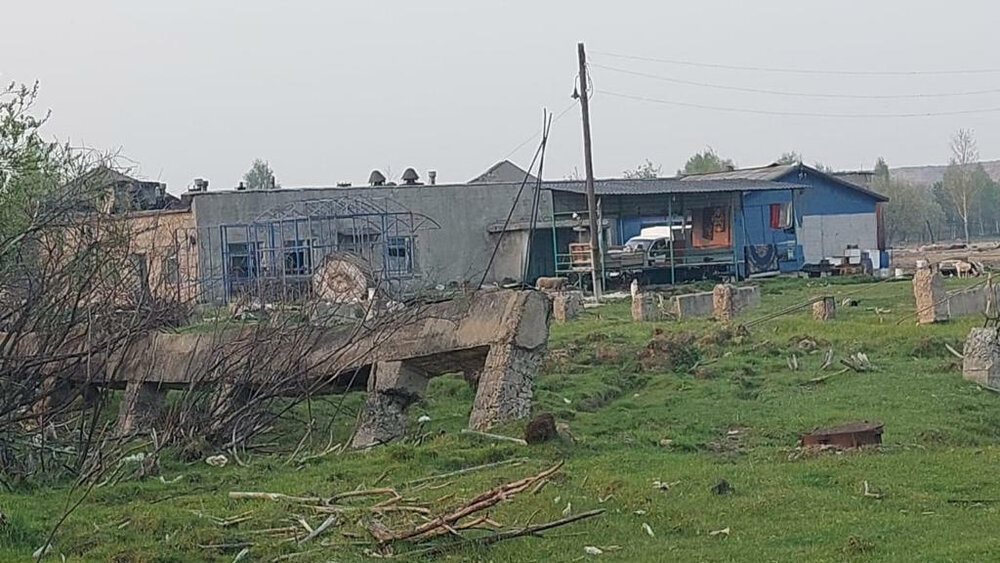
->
<box><xmin>736</xmin><ymin>188</ymin><xmax>803</xmax><ymax>277</ymax></box>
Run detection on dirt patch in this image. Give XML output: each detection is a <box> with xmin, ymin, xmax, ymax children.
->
<box><xmin>698</xmin><ymin>325</ymin><xmax>749</xmax><ymax>349</ymax></box>
<box><xmin>640</xmin><ymin>329</ymin><xmax>701</xmax><ymax>372</ymax></box>
<box><xmin>787</xmin><ymin>335</ymin><xmax>830</xmax><ymax>351</ymax></box>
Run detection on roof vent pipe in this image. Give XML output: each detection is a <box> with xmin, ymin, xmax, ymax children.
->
<box><xmin>428</xmin><ymin>170</ymin><xmax>437</xmax><ymax>185</ymax></box>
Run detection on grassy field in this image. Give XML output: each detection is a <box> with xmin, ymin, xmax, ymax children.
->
<box><xmin>4</xmin><ymin>276</ymin><xmax>1000</xmax><ymax>562</ymax></box>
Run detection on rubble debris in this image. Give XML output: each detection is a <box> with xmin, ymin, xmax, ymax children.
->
<box><xmin>524</xmin><ymin>412</ymin><xmax>557</xmax><ymax>444</ymax></box>
<box><xmin>962</xmin><ymin>328</ymin><xmax>1000</xmax><ymax>388</ymax></box>
<box><xmin>710</xmin><ymin>479</ymin><xmax>734</xmax><ymax>495</ymax></box>
<box><xmin>913</xmin><ymin>264</ymin><xmax>947</xmax><ymax>324</ymax></box>
<box><xmin>799</xmin><ymin>421</ymin><xmax>883</xmax><ymax>448</ymax></box>
<box><xmin>812</xmin><ymin>296</ymin><xmax>836</xmax><ymax>321</ymax></box>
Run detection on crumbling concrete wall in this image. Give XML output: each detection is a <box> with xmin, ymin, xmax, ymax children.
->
<box><xmin>963</xmin><ymin>328</ymin><xmax>1000</xmax><ymax>388</ymax></box>
<box><xmin>913</xmin><ymin>265</ymin><xmax>1000</xmax><ymax>323</ymax></box>
<box><xmin>670</xmin><ymin>285</ymin><xmax>759</xmax><ymax>320</ymax></box>
<box><xmin>468</xmin><ymin>290</ymin><xmax>551</xmax><ymax>430</ymax></box>
<box><xmin>713</xmin><ymin>284</ymin><xmax>736</xmax><ymax>321</ymax></box>
<box><xmin>351</xmin><ymin>289</ymin><xmax>552</xmax><ymax>447</ymax></box>
<box><xmin>351</xmin><ymin>361</ymin><xmax>429</xmax><ymax>448</ymax></box>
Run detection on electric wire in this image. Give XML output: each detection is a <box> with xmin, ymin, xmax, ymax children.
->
<box><xmin>591</xmin><ymin>62</ymin><xmax>1000</xmax><ymax>100</ymax></box>
<box><xmin>597</xmin><ymin>89</ymin><xmax>1000</xmax><ymax>118</ymax></box>
<box><xmin>591</xmin><ymin>50</ymin><xmax>1000</xmax><ymax>76</ymax></box>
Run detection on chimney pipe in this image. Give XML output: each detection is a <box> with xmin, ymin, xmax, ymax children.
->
<box><xmin>428</xmin><ymin>170</ymin><xmax>437</xmax><ymax>185</ymax></box>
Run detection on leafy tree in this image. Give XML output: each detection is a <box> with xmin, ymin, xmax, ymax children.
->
<box><xmin>776</xmin><ymin>151</ymin><xmax>801</xmax><ymax>165</ymax></box>
<box><xmin>940</xmin><ymin>129</ymin><xmax>982</xmax><ymax>243</ymax></box>
<box><xmin>872</xmin><ymin>157</ymin><xmax>946</xmax><ymax>245</ymax></box>
<box><xmin>243</xmin><ymin>158</ymin><xmax>278</xmax><ymax>190</ymax></box>
<box><xmin>623</xmin><ymin>159</ymin><xmax>661</xmax><ymax>179</ymax></box>
<box><xmin>811</xmin><ymin>162</ymin><xmax>832</xmax><ymax>173</ymax></box>
<box><xmin>678</xmin><ymin>147</ymin><xmax>734</xmax><ymax>175</ymax></box>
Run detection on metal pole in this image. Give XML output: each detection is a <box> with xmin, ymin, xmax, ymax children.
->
<box><xmin>577</xmin><ymin>42</ymin><xmax>603</xmax><ymax>300</ymax></box>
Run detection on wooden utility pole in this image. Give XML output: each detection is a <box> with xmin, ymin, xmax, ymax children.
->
<box><xmin>577</xmin><ymin>41</ymin><xmax>603</xmax><ymax>299</ymax></box>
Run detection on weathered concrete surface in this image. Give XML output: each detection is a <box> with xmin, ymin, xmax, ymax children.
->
<box><xmin>943</xmin><ymin>284</ymin><xmax>1000</xmax><ymax>319</ymax></box>
<box><xmin>813</xmin><ymin>296</ymin><xmax>836</xmax><ymax>321</ymax></box>
<box><xmin>631</xmin><ymin>292</ymin><xmax>658</xmax><ymax>321</ymax></box>
<box><xmin>350</xmin><ymin>289</ymin><xmax>551</xmax><ymax>446</ymax></box>
<box><xmin>551</xmin><ymin>291</ymin><xmax>584</xmax><ymax>323</ymax></box>
<box><xmin>963</xmin><ymin>328</ymin><xmax>1000</xmax><ymax>388</ymax></box>
<box><xmin>671</xmin><ymin>286</ymin><xmax>759</xmax><ymax>319</ymax></box>
<box><xmin>116</xmin><ymin>381</ymin><xmax>167</xmax><ymax>435</ymax></box>
<box><xmin>19</xmin><ymin>289</ymin><xmax>551</xmax><ymax>440</ymax></box>
<box><xmin>713</xmin><ymin>284</ymin><xmax>737</xmax><ymax>321</ymax></box>
<box><xmin>351</xmin><ymin>361</ymin><xmax>429</xmax><ymax>448</ymax></box>
<box><xmin>913</xmin><ymin>266</ymin><xmax>947</xmax><ymax>324</ymax></box>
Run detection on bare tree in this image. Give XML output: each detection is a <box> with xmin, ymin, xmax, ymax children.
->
<box><xmin>623</xmin><ymin>159</ymin><xmax>661</xmax><ymax>179</ymax></box>
<box><xmin>941</xmin><ymin>129</ymin><xmax>982</xmax><ymax>243</ymax></box>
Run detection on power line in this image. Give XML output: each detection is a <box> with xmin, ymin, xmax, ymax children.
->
<box><xmin>592</xmin><ymin>63</ymin><xmax>1000</xmax><ymax>100</ymax></box>
<box><xmin>591</xmin><ymin>50</ymin><xmax>1000</xmax><ymax>76</ymax></box>
<box><xmin>499</xmin><ymin>101</ymin><xmax>576</xmax><ymax>161</ymax></box>
<box><xmin>597</xmin><ymin>89</ymin><xmax>1000</xmax><ymax>118</ymax></box>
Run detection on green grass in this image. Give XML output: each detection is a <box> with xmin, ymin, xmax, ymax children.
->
<box><xmin>5</xmin><ymin>276</ymin><xmax>1000</xmax><ymax>561</ymax></box>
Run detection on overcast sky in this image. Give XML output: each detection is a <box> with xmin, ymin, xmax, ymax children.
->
<box><xmin>4</xmin><ymin>1</ymin><xmax>1000</xmax><ymax>193</ymax></box>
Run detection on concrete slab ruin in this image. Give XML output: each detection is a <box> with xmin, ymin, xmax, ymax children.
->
<box><xmin>22</xmin><ymin>289</ymin><xmax>551</xmax><ymax>443</ymax></box>
<box><xmin>671</xmin><ymin>285</ymin><xmax>760</xmax><ymax>320</ymax></box>
<box><xmin>914</xmin><ymin>264</ymin><xmax>999</xmax><ymax>323</ymax></box>
<box><xmin>963</xmin><ymin>328</ymin><xmax>1000</xmax><ymax>388</ymax></box>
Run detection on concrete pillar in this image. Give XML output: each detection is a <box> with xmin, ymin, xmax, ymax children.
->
<box><xmin>713</xmin><ymin>284</ymin><xmax>737</xmax><ymax>321</ymax></box>
<box><xmin>631</xmin><ymin>292</ymin><xmax>658</xmax><ymax>322</ymax></box>
<box><xmin>552</xmin><ymin>291</ymin><xmax>584</xmax><ymax>323</ymax></box>
<box><xmin>468</xmin><ymin>342</ymin><xmax>542</xmax><ymax>430</ymax></box>
<box><xmin>351</xmin><ymin>361</ymin><xmax>429</xmax><ymax>448</ymax></box>
<box><xmin>963</xmin><ymin>328</ymin><xmax>1000</xmax><ymax>388</ymax></box>
<box><xmin>913</xmin><ymin>265</ymin><xmax>948</xmax><ymax>324</ymax></box>
<box><xmin>116</xmin><ymin>381</ymin><xmax>167</xmax><ymax>435</ymax></box>
<box><xmin>469</xmin><ymin>291</ymin><xmax>550</xmax><ymax>430</ymax></box>
<box><xmin>812</xmin><ymin>296</ymin><xmax>836</xmax><ymax>321</ymax></box>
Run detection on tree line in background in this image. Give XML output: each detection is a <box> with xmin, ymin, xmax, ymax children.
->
<box><xmin>624</xmin><ymin>129</ymin><xmax>999</xmax><ymax>246</ymax></box>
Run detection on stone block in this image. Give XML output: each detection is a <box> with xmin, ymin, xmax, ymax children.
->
<box><xmin>913</xmin><ymin>266</ymin><xmax>947</xmax><ymax>324</ymax></box>
<box><xmin>963</xmin><ymin>328</ymin><xmax>1000</xmax><ymax>388</ymax></box>
<box><xmin>468</xmin><ymin>342</ymin><xmax>542</xmax><ymax>430</ymax></box>
<box><xmin>713</xmin><ymin>284</ymin><xmax>736</xmax><ymax>321</ymax></box>
<box><xmin>631</xmin><ymin>292</ymin><xmax>658</xmax><ymax>321</ymax></box>
<box><xmin>812</xmin><ymin>296</ymin><xmax>836</xmax><ymax>321</ymax></box>
<box><xmin>671</xmin><ymin>291</ymin><xmax>714</xmax><ymax>319</ymax></box>
<box><xmin>551</xmin><ymin>291</ymin><xmax>584</xmax><ymax>323</ymax></box>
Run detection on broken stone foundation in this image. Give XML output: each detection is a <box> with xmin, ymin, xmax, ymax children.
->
<box><xmin>963</xmin><ymin>328</ymin><xmax>1000</xmax><ymax>388</ymax></box>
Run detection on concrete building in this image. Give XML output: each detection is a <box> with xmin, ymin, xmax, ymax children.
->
<box><xmin>682</xmin><ymin>162</ymin><xmax>889</xmax><ymax>274</ymax></box>
<box><xmin>143</xmin><ymin>160</ymin><xmax>888</xmax><ymax>304</ymax></box>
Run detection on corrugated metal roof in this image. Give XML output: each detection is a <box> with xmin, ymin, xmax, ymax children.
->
<box><xmin>545</xmin><ymin>177</ymin><xmax>798</xmax><ymax>196</ymax></box>
<box><xmin>680</xmin><ymin>163</ymin><xmax>794</xmax><ymax>182</ymax></box>
<box><xmin>681</xmin><ymin>162</ymin><xmax>889</xmax><ymax>202</ymax></box>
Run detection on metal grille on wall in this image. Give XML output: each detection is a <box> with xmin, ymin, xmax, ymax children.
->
<box><xmin>212</xmin><ymin>196</ymin><xmax>438</xmax><ymax>303</ymax></box>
